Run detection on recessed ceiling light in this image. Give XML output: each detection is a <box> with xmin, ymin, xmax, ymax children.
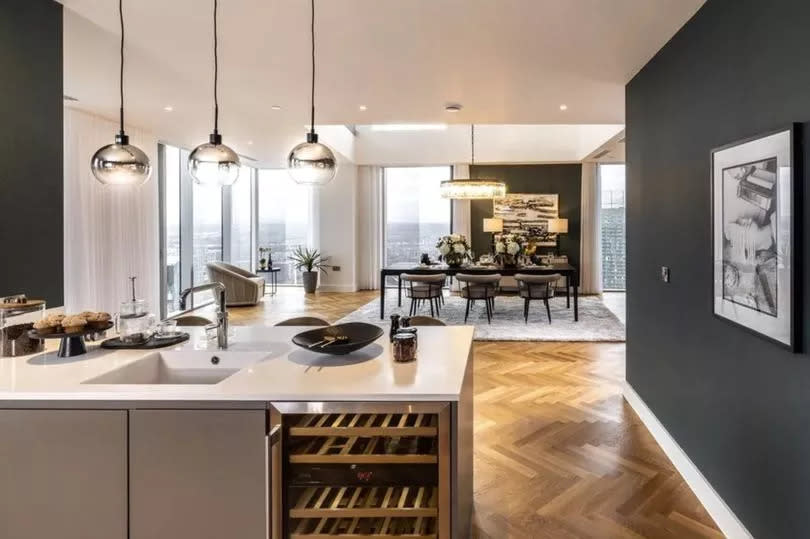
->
<box><xmin>359</xmin><ymin>105</ymin><xmax>367</xmax><ymax>111</ymax></box>
<box><xmin>271</xmin><ymin>105</ymin><xmax>282</xmax><ymax>110</ymax></box>
<box><xmin>247</xmin><ymin>140</ymin><xmax>254</xmax><ymax>145</ymax></box>
<box><xmin>559</xmin><ymin>104</ymin><xmax>568</xmax><ymax>111</ymax></box>
<box><xmin>163</xmin><ymin>105</ymin><xmax>173</xmax><ymax>112</ymax></box>
<box><xmin>445</xmin><ymin>103</ymin><xmax>463</xmax><ymax>113</ymax></box>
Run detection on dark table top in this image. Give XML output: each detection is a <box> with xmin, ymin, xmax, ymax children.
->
<box><xmin>381</xmin><ymin>263</ymin><xmax>576</xmax><ymax>274</ymax></box>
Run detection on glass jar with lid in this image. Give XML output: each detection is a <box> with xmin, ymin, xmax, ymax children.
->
<box><xmin>0</xmin><ymin>298</ymin><xmax>45</xmax><ymax>357</ymax></box>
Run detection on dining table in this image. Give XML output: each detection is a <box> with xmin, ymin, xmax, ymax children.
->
<box><xmin>379</xmin><ymin>262</ymin><xmax>579</xmax><ymax>321</ymax></box>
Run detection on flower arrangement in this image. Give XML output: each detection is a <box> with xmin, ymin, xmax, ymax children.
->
<box><xmin>494</xmin><ymin>233</ymin><xmax>526</xmax><ymax>267</ymax></box>
<box><xmin>436</xmin><ymin>234</ymin><xmax>471</xmax><ymax>267</ymax></box>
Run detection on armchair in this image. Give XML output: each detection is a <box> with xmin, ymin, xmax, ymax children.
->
<box><xmin>206</xmin><ymin>262</ymin><xmax>265</xmax><ymax>306</ymax></box>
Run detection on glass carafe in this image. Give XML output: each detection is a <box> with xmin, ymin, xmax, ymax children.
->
<box><xmin>115</xmin><ymin>277</ymin><xmax>156</xmax><ymax>344</ymax></box>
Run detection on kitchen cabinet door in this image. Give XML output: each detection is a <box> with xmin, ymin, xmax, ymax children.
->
<box><xmin>129</xmin><ymin>409</ymin><xmax>267</xmax><ymax>539</ymax></box>
<box><xmin>0</xmin><ymin>409</ymin><xmax>128</xmax><ymax>539</ymax></box>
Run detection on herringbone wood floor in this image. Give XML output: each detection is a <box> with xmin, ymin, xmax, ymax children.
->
<box><xmin>217</xmin><ymin>290</ymin><xmax>722</xmax><ymax>538</ymax></box>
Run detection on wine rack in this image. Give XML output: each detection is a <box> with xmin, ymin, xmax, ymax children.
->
<box><xmin>271</xmin><ymin>403</ymin><xmax>450</xmax><ymax>538</ymax></box>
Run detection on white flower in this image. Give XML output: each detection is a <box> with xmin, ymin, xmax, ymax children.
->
<box><xmin>507</xmin><ymin>242</ymin><xmax>520</xmax><ymax>255</ymax></box>
<box><xmin>495</xmin><ymin>242</ymin><xmax>505</xmax><ymax>254</ymax></box>
<box><xmin>439</xmin><ymin>244</ymin><xmax>451</xmax><ymax>255</ymax></box>
<box><xmin>453</xmin><ymin>243</ymin><xmax>466</xmax><ymax>254</ymax></box>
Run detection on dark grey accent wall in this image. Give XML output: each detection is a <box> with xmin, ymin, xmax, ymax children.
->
<box><xmin>0</xmin><ymin>0</ymin><xmax>63</xmax><ymax>305</ymax></box>
<box><xmin>626</xmin><ymin>0</ymin><xmax>810</xmax><ymax>536</ymax></box>
<box><xmin>469</xmin><ymin>164</ymin><xmax>581</xmax><ymax>269</ymax></box>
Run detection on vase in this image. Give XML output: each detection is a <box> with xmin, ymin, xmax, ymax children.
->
<box><xmin>302</xmin><ymin>271</ymin><xmax>318</xmax><ymax>293</ymax></box>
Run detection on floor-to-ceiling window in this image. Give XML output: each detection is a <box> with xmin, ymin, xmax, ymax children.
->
<box><xmin>257</xmin><ymin>169</ymin><xmax>314</xmax><ymax>285</ymax></box>
<box><xmin>383</xmin><ymin>166</ymin><xmax>452</xmax><ymax>282</ymax></box>
<box><xmin>229</xmin><ymin>165</ymin><xmax>254</xmax><ymax>270</ymax></box>
<box><xmin>600</xmin><ymin>164</ymin><xmax>626</xmax><ymax>290</ymax></box>
<box><xmin>160</xmin><ymin>143</ymin><xmax>259</xmax><ymax>316</ymax></box>
<box><xmin>163</xmin><ymin>146</ymin><xmax>182</xmax><ymax>314</ymax></box>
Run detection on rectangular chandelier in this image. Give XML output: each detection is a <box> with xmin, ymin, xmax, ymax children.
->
<box><xmin>440</xmin><ymin>179</ymin><xmax>507</xmax><ymax>199</ymax></box>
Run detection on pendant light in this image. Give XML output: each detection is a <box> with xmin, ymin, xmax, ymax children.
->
<box><xmin>91</xmin><ymin>0</ymin><xmax>151</xmax><ymax>186</ymax></box>
<box><xmin>287</xmin><ymin>0</ymin><xmax>337</xmax><ymax>186</ymax></box>
<box><xmin>440</xmin><ymin>125</ymin><xmax>506</xmax><ymax>199</ymax></box>
<box><xmin>188</xmin><ymin>0</ymin><xmax>240</xmax><ymax>187</ymax></box>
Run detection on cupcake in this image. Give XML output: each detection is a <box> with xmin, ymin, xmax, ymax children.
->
<box><xmin>61</xmin><ymin>315</ymin><xmax>87</xmax><ymax>334</ymax></box>
<box><xmin>86</xmin><ymin>312</ymin><xmax>111</xmax><ymax>330</ymax></box>
<box><xmin>33</xmin><ymin>318</ymin><xmax>58</xmax><ymax>335</ymax></box>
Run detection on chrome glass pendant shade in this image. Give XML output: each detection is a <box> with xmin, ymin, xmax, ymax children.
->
<box><xmin>188</xmin><ymin>0</ymin><xmax>240</xmax><ymax>187</ymax></box>
<box><xmin>91</xmin><ymin>0</ymin><xmax>151</xmax><ymax>186</ymax></box>
<box><xmin>440</xmin><ymin>125</ymin><xmax>507</xmax><ymax>200</ymax></box>
<box><xmin>92</xmin><ymin>134</ymin><xmax>152</xmax><ymax>186</ymax></box>
<box><xmin>287</xmin><ymin>0</ymin><xmax>337</xmax><ymax>186</ymax></box>
<box><xmin>189</xmin><ymin>133</ymin><xmax>240</xmax><ymax>187</ymax></box>
<box><xmin>288</xmin><ymin>132</ymin><xmax>337</xmax><ymax>186</ymax></box>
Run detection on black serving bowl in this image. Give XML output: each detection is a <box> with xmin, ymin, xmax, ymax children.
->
<box><xmin>292</xmin><ymin>322</ymin><xmax>384</xmax><ymax>355</ymax></box>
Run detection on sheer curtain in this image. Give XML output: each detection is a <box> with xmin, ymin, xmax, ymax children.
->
<box><xmin>356</xmin><ymin>165</ymin><xmax>383</xmax><ymax>289</ymax></box>
<box><xmin>579</xmin><ymin>162</ymin><xmax>602</xmax><ymax>294</ymax></box>
<box><xmin>63</xmin><ymin>107</ymin><xmax>160</xmax><ymax>314</ymax></box>
<box><xmin>451</xmin><ymin>164</ymin><xmax>472</xmax><ymax>239</ymax></box>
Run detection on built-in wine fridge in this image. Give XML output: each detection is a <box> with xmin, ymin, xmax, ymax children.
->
<box><xmin>269</xmin><ymin>402</ymin><xmax>452</xmax><ymax>538</ymax></box>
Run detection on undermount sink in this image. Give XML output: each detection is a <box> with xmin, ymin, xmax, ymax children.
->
<box><xmin>82</xmin><ymin>350</ymin><xmax>270</xmax><ymax>385</ymax></box>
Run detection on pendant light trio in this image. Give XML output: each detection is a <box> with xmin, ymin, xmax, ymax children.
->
<box><xmin>92</xmin><ymin>0</ymin><xmax>336</xmax><ymax>188</ymax></box>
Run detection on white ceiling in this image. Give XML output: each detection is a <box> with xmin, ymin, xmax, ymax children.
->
<box><xmin>59</xmin><ymin>0</ymin><xmax>704</xmax><ymax>165</ymax></box>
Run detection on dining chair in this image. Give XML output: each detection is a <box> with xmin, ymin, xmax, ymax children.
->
<box><xmin>275</xmin><ymin>316</ymin><xmax>330</xmax><ymax>327</ymax></box>
<box><xmin>456</xmin><ymin>273</ymin><xmax>502</xmax><ymax>324</ymax></box>
<box><xmin>407</xmin><ymin>316</ymin><xmax>447</xmax><ymax>327</ymax></box>
<box><xmin>514</xmin><ymin>274</ymin><xmax>561</xmax><ymax>324</ymax></box>
<box><xmin>401</xmin><ymin>274</ymin><xmax>446</xmax><ymax>318</ymax></box>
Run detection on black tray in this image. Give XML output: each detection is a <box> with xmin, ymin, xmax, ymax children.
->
<box><xmin>101</xmin><ymin>332</ymin><xmax>189</xmax><ymax>350</ymax></box>
<box><xmin>292</xmin><ymin>322</ymin><xmax>384</xmax><ymax>355</ymax></box>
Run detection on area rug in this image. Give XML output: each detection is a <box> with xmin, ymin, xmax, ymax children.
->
<box><xmin>336</xmin><ymin>294</ymin><xmax>625</xmax><ymax>342</ymax></box>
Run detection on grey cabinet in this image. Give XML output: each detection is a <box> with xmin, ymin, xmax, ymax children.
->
<box><xmin>0</xmin><ymin>410</ymin><xmax>128</xmax><ymax>539</ymax></box>
<box><xmin>129</xmin><ymin>409</ymin><xmax>267</xmax><ymax>539</ymax></box>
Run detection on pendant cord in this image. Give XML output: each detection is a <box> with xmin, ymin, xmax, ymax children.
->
<box><xmin>213</xmin><ymin>0</ymin><xmax>219</xmax><ymax>135</ymax></box>
<box><xmin>310</xmin><ymin>0</ymin><xmax>315</xmax><ymax>135</ymax></box>
<box><xmin>118</xmin><ymin>0</ymin><xmax>125</xmax><ymax>136</ymax></box>
<box><xmin>471</xmin><ymin>124</ymin><xmax>475</xmax><ymax>165</ymax></box>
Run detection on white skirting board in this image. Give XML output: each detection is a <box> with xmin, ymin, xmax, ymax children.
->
<box><xmin>622</xmin><ymin>381</ymin><xmax>754</xmax><ymax>539</ymax></box>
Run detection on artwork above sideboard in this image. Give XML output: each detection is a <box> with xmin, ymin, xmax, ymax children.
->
<box><xmin>493</xmin><ymin>193</ymin><xmax>559</xmax><ymax>247</ymax></box>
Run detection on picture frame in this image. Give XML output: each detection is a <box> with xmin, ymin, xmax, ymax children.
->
<box><xmin>711</xmin><ymin>125</ymin><xmax>801</xmax><ymax>351</ymax></box>
<box><xmin>493</xmin><ymin>193</ymin><xmax>559</xmax><ymax>247</ymax></box>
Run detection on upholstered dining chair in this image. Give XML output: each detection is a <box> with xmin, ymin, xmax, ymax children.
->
<box><xmin>275</xmin><ymin>316</ymin><xmax>330</xmax><ymax>327</ymax></box>
<box><xmin>401</xmin><ymin>273</ymin><xmax>446</xmax><ymax>318</ymax></box>
<box><xmin>456</xmin><ymin>273</ymin><xmax>502</xmax><ymax>324</ymax></box>
<box><xmin>407</xmin><ymin>316</ymin><xmax>446</xmax><ymax>327</ymax></box>
<box><xmin>171</xmin><ymin>315</ymin><xmax>213</xmax><ymax>326</ymax></box>
<box><xmin>514</xmin><ymin>273</ymin><xmax>561</xmax><ymax>324</ymax></box>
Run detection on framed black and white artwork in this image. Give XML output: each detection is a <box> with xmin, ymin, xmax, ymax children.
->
<box><xmin>711</xmin><ymin>126</ymin><xmax>799</xmax><ymax>350</ymax></box>
<box><xmin>493</xmin><ymin>193</ymin><xmax>559</xmax><ymax>247</ymax></box>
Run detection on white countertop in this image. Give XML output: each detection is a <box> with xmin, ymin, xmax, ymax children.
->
<box><xmin>0</xmin><ymin>325</ymin><xmax>474</xmax><ymax>403</ymax></box>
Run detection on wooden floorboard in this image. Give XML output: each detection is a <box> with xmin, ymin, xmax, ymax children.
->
<box><xmin>210</xmin><ymin>289</ymin><xmax>723</xmax><ymax>538</ymax></box>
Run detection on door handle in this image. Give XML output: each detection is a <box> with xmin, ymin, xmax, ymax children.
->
<box><xmin>268</xmin><ymin>424</ymin><xmax>281</xmax><ymax>447</ymax></box>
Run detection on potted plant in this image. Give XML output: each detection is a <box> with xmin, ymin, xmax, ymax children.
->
<box><xmin>289</xmin><ymin>246</ymin><xmax>330</xmax><ymax>293</ymax></box>
<box><xmin>436</xmin><ymin>234</ymin><xmax>471</xmax><ymax>267</ymax></box>
<box><xmin>494</xmin><ymin>233</ymin><xmax>526</xmax><ymax>267</ymax></box>
<box><xmin>258</xmin><ymin>247</ymin><xmax>272</xmax><ymax>271</ymax></box>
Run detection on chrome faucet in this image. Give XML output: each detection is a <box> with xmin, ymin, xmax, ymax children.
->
<box><xmin>178</xmin><ymin>282</ymin><xmax>229</xmax><ymax>350</ymax></box>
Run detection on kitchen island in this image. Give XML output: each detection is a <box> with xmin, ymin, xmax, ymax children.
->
<box><xmin>0</xmin><ymin>325</ymin><xmax>474</xmax><ymax>539</ymax></box>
